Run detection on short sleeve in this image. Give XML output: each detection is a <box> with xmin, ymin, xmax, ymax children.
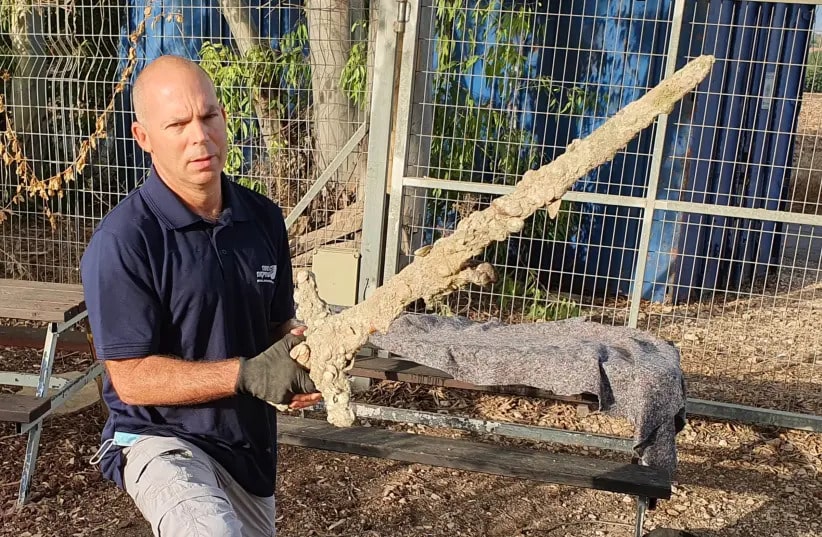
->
<box><xmin>270</xmin><ymin>210</ymin><xmax>295</xmax><ymax>324</ymax></box>
<box><xmin>81</xmin><ymin>229</ymin><xmax>162</xmax><ymax>360</ymax></box>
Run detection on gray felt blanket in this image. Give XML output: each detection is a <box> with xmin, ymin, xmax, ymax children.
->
<box><xmin>368</xmin><ymin>314</ymin><xmax>687</xmax><ymax>475</ymax></box>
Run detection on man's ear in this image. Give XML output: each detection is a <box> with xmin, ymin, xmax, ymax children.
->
<box><xmin>131</xmin><ymin>121</ymin><xmax>152</xmax><ymax>153</ymax></box>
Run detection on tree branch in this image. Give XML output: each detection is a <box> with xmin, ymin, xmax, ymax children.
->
<box><xmin>216</xmin><ymin>0</ymin><xmax>282</xmax><ymax>152</ymax></box>
<box><xmin>289</xmin><ymin>200</ymin><xmax>363</xmax><ymax>257</ymax></box>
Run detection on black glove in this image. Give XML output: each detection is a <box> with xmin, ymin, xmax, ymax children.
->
<box><xmin>236</xmin><ymin>333</ymin><xmax>316</xmax><ymax>404</ymax></box>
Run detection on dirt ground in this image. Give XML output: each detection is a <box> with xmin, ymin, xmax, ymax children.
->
<box><xmin>791</xmin><ymin>93</ymin><xmax>822</xmax><ymax>215</ymax></box>
<box><xmin>0</xmin><ymin>346</ymin><xmax>820</xmax><ymax>537</ymax></box>
<box><xmin>630</xmin><ymin>262</ymin><xmax>821</xmax><ymax>416</ymax></box>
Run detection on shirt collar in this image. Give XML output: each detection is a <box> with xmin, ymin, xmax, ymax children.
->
<box><xmin>140</xmin><ymin>166</ymin><xmax>251</xmax><ymax>230</ymax></box>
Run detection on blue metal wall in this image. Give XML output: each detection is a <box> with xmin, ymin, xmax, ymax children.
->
<box><xmin>549</xmin><ymin>0</ymin><xmax>811</xmax><ymax>303</ymax></box>
<box><xmin>564</xmin><ymin>0</ymin><xmax>672</xmax><ymax>298</ymax></box>
<box><xmin>671</xmin><ymin>1</ymin><xmax>812</xmax><ymax>302</ymax></box>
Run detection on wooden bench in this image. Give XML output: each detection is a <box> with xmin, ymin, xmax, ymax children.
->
<box><xmin>0</xmin><ymin>393</ymin><xmax>52</xmax><ymax>423</ymax></box>
<box><xmin>278</xmin><ymin>413</ymin><xmax>670</xmax><ymax>537</ymax></box>
<box><xmin>0</xmin><ymin>279</ymin><xmax>104</xmax><ymax>507</ymax></box>
<box><xmin>0</xmin><ymin>280</ymin><xmax>673</xmax><ymax>533</ymax></box>
<box><xmin>279</xmin><ymin>345</ymin><xmax>674</xmax><ymax>537</ymax></box>
<box><xmin>277</xmin><ymin>415</ymin><xmax>670</xmax><ymax>496</ymax></box>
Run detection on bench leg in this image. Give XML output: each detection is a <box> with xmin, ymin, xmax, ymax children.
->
<box><xmin>35</xmin><ymin>323</ymin><xmax>60</xmax><ymax>399</ymax></box>
<box><xmin>634</xmin><ymin>496</ymin><xmax>649</xmax><ymax>537</ymax></box>
<box><xmin>17</xmin><ymin>423</ymin><xmax>43</xmax><ymax>507</ymax></box>
<box><xmin>16</xmin><ymin>322</ymin><xmax>59</xmax><ymax>507</ymax></box>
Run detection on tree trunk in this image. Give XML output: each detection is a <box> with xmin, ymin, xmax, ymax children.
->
<box><xmin>306</xmin><ymin>0</ymin><xmax>361</xmax><ymax>189</ymax></box>
<box><xmin>217</xmin><ymin>0</ymin><xmax>282</xmax><ymax>155</ymax></box>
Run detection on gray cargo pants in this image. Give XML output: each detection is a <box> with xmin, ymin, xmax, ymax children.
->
<box><xmin>121</xmin><ymin>435</ymin><xmax>275</xmax><ymax>537</ymax></box>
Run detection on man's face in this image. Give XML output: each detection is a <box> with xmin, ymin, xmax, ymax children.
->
<box><xmin>131</xmin><ymin>69</ymin><xmax>228</xmax><ymax>188</ymax></box>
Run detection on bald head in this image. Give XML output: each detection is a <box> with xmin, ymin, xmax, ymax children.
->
<box><xmin>129</xmin><ymin>54</ymin><xmax>229</xmax><ymax>194</ymax></box>
<box><xmin>132</xmin><ymin>55</ymin><xmax>216</xmax><ymax>125</ymax></box>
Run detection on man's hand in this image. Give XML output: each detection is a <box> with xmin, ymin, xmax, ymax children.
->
<box><xmin>236</xmin><ymin>334</ymin><xmax>319</xmax><ymax>406</ymax></box>
<box><xmin>284</xmin><ymin>323</ymin><xmax>318</xmax><ymax>409</ymax></box>
<box><xmin>289</xmin><ymin>392</ymin><xmax>323</xmax><ymax>410</ymax></box>
<box><xmin>289</xmin><ymin>324</ymin><xmax>307</xmax><ymax>337</ymax></box>
<box><xmin>271</xmin><ymin>319</ymin><xmax>307</xmax><ymax>342</ymax></box>
<box><xmin>286</xmin><ymin>323</ymin><xmax>311</xmax><ymax>367</ymax></box>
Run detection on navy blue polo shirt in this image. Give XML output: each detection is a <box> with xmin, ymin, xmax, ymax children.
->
<box><xmin>80</xmin><ymin>167</ymin><xmax>294</xmax><ymax>497</ymax></box>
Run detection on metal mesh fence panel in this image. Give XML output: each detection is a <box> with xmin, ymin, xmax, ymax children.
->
<box><xmin>1</xmin><ymin>0</ymin><xmax>820</xmax><ymax>419</ymax></box>
<box><xmin>398</xmin><ymin>186</ymin><xmax>645</xmax><ymax>327</ymax></box>
<box><xmin>639</xmin><ymin>0</ymin><xmax>822</xmax><ymax>415</ymax></box>
<box><xmin>0</xmin><ymin>0</ymin><xmax>375</xmax><ymax>283</ymax></box>
<box><xmin>387</xmin><ymin>0</ymin><xmax>822</xmax><ymax>417</ymax></box>
<box><xmin>387</xmin><ymin>0</ymin><xmax>678</xmax><ymax>320</ymax></box>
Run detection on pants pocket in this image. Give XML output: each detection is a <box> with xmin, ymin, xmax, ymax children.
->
<box><xmin>123</xmin><ymin>440</ymin><xmax>242</xmax><ymax>537</ymax></box>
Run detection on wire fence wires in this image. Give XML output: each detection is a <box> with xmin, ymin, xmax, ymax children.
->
<box><xmin>1</xmin><ymin>0</ymin><xmax>821</xmax><ymax>425</ymax></box>
<box><xmin>384</xmin><ymin>0</ymin><xmax>822</xmax><ymax>422</ymax></box>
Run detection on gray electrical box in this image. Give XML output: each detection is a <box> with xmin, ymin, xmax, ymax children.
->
<box><xmin>311</xmin><ymin>245</ymin><xmax>361</xmax><ymax>307</ymax></box>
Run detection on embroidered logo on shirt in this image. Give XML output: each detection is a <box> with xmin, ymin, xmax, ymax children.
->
<box><xmin>256</xmin><ymin>264</ymin><xmax>277</xmax><ymax>284</ymax></box>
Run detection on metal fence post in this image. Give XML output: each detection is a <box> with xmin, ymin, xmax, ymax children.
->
<box><xmin>358</xmin><ymin>0</ymin><xmax>402</xmax><ymax>302</ymax></box>
<box><xmin>627</xmin><ymin>0</ymin><xmax>689</xmax><ymax>328</ymax></box>
<box><xmin>382</xmin><ymin>0</ymin><xmax>421</xmax><ymax>281</ymax></box>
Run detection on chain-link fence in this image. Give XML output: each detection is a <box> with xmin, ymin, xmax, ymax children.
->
<box><xmin>385</xmin><ymin>0</ymin><xmax>822</xmax><ymax>421</ymax></box>
<box><xmin>0</xmin><ymin>0</ymin><xmax>375</xmax><ymax>284</ymax></box>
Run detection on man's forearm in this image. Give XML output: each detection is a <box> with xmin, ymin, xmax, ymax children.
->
<box><xmin>106</xmin><ymin>355</ymin><xmax>240</xmax><ymax>406</ymax></box>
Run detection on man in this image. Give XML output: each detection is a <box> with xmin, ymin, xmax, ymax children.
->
<box><xmin>81</xmin><ymin>54</ymin><xmax>322</xmax><ymax>536</ymax></box>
